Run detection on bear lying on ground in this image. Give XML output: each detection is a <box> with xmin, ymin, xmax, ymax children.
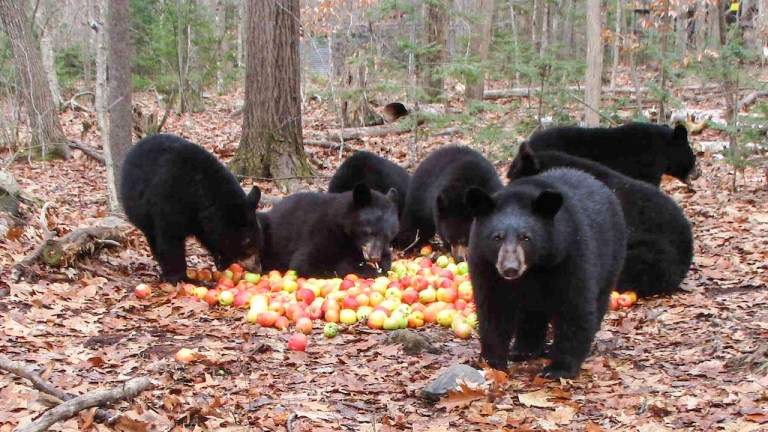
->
<box><xmin>259</xmin><ymin>183</ymin><xmax>398</xmax><ymax>278</ymax></box>
<box><xmin>466</xmin><ymin>168</ymin><xmax>626</xmax><ymax>378</ymax></box>
<box><xmin>328</xmin><ymin>150</ymin><xmax>410</xmax><ymax>218</ymax></box>
<box><xmin>525</xmin><ymin>123</ymin><xmax>699</xmax><ymax>186</ymax></box>
<box><xmin>120</xmin><ymin>134</ymin><xmax>263</xmax><ymax>284</ymax></box>
<box><xmin>395</xmin><ymin>146</ymin><xmax>502</xmax><ymax>260</ymax></box>
<box><xmin>507</xmin><ymin>144</ymin><xmax>694</xmax><ymax>298</ymax></box>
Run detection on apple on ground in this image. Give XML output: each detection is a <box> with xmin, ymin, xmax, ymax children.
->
<box><xmin>275</xmin><ymin>316</ymin><xmax>290</xmax><ymax>330</ymax></box>
<box><xmin>174</xmin><ymin>348</ymin><xmax>196</xmax><ymax>362</ymax></box>
<box><xmin>287</xmin><ymin>332</ymin><xmax>308</xmax><ymax>351</ymax></box>
<box><xmin>339</xmin><ymin>309</ymin><xmax>358</xmax><ymax>324</ymax></box>
<box><xmin>218</xmin><ymin>290</ymin><xmax>235</xmax><ymax>306</ymax></box>
<box><xmin>367</xmin><ymin>309</ymin><xmax>388</xmax><ymax>329</ymax></box>
<box><xmin>295</xmin><ymin>317</ymin><xmax>313</xmax><ymax>334</ymax></box>
<box><xmin>323</xmin><ymin>322</ymin><xmax>340</xmax><ymax>338</ymax></box>
<box><xmin>453</xmin><ymin>320</ymin><xmax>473</xmax><ymax>339</ymax></box>
<box><xmin>134</xmin><ymin>283</ymin><xmax>152</xmax><ymax>299</ymax></box>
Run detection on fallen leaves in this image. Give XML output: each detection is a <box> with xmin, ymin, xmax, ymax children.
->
<box><xmin>436</xmin><ymin>383</ymin><xmax>485</xmax><ymax>412</ymax></box>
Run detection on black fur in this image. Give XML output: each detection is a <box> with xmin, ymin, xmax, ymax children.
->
<box><xmin>524</xmin><ymin>123</ymin><xmax>699</xmax><ymax>186</ymax></box>
<box><xmin>507</xmin><ymin>144</ymin><xmax>694</xmax><ymax>298</ymax></box>
<box><xmin>120</xmin><ymin>134</ymin><xmax>263</xmax><ymax>284</ymax></box>
<box><xmin>328</xmin><ymin>150</ymin><xmax>410</xmax><ymax>218</ymax></box>
<box><xmin>260</xmin><ymin>183</ymin><xmax>399</xmax><ymax>278</ymax></box>
<box><xmin>467</xmin><ymin>168</ymin><xmax>626</xmax><ymax>379</ymax></box>
<box><xmin>395</xmin><ymin>146</ymin><xmax>503</xmax><ymax>259</ymax></box>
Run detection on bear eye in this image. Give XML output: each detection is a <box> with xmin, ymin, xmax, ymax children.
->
<box><xmin>492</xmin><ymin>233</ymin><xmax>504</xmax><ymax>242</ymax></box>
<box><xmin>520</xmin><ymin>234</ymin><xmax>530</xmax><ymax>242</ymax></box>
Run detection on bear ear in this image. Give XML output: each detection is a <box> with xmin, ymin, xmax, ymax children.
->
<box><xmin>245</xmin><ymin>186</ymin><xmax>261</xmax><ymax>210</ymax></box>
<box><xmin>352</xmin><ymin>182</ymin><xmax>372</xmax><ymax>208</ymax></box>
<box><xmin>671</xmin><ymin>124</ymin><xmax>688</xmax><ymax>143</ymax></box>
<box><xmin>507</xmin><ymin>141</ymin><xmax>540</xmax><ymax>182</ymax></box>
<box><xmin>386</xmin><ymin>187</ymin><xmax>399</xmax><ymax>206</ymax></box>
<box><xmin>532</xmin><ymin>190</ymin><xmax>562</xmax><ymax>219</ymax></box>
<box><xmin>465</xmin><ymin>187</ymin><xmax>495</xmax><ymax>217</ymax></box>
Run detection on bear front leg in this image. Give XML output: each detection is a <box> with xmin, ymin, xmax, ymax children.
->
<box><xmin>153</xmin><ymin>234</ymin><xmax>189</xmax><ymax>285</ymax></box>
<box><xmin>543</xmin><ymin>300</ymin><xmax>600</xmax><ymax>379</ymax></box>
<box><xmin>510</xmin><ymin>309</ymin><xmax>550</xmax><ymax>362</ymax></box>
<box><xmin>477</xmin><ymin>305</ymin><xmax>516</xmax><ymax>371</ymax></box>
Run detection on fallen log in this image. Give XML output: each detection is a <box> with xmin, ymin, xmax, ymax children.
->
<box><xmin>14</xmin><ymin>223</ymin><xmax>129</xmax><ymax>281</ymax></box>
<box><xmin>18</xmin><ymin>376</ymin><xmax>152</xmax><ymax>432</ymax></box>
<box><xmin>738</xmin><ymin>90</ymin><xmax>768</xmax><ymax>111</ymax></box>
<box><xmin>483</xmin><ymin>85</ymin><xmax>722</xmax><ymax>100</ymax></box>
<box><xmin>326</xmin><ymin>124</ymin><xmax>414</xmax><ymax>142</ymax></box>
<box><xmin>68</xmin><ymin>142</ymin><xmax>105</xmax><ymax>164</ymax></box>
<box><xmin>0</xmin><ymin>355</ymin><xmax>115</xmax><ymax>424</ymax></box>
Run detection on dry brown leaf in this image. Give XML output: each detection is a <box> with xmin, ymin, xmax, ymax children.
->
<box><xmin>436</xmin><ymin>383</ymin><xmax>485</xmax><ymax>412</ymax></box>
<box><xmin>518</xmin><ymin>389</ymin><xmax>558</xmax><ymax>408</ymax></box>
<box><xmin>547</xmin><ymin>405</ymin><xmax>577</xmax><ymax>425</ymax></box>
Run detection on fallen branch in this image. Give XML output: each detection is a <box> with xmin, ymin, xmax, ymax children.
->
<box><xmin>483</xmin><ymin>84</ymin><xmax>722</xmax><ymax>100</ymax></box>
<box><xmin>68</xmin><ymin>142</ymin><xmax>105</xmax><ymax>164</ymax></box>
<box><xmin>304</xmin><ymin>140</ymin><xmax>344</xmax><ymax>149</ymax></box>
<box><xmin>326</xmin><ymin>124</ymin><xmax>413</xmax><ymax>142</ymax></box>
<box><xmin>18</xmin><ymin>376</ymin><xmax>152</xmax><ymax>432</ymax></box>
<box><xmin>14</xmin><ymin>225</ymin><xmax>128</xmax><ymax>281</ymax></box>
<box><xmin>60</xmin><ymin>91</ymin><xmax>95</xmax><ymax>113</ymax></box>
<box><xmin>738</xmin><ymin>90</ymin><xmax>768</xmax><ymax>111</ymax></box>
<box><xmin>0</xmin><ymin>355</ymin><xmax>116</xmax><ymax>424</ymax></box>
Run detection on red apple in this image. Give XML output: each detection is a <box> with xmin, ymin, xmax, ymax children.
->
<box><xmin>321</xmin><ymin>298</ymin><xmax>341</xmax><ymax>313</ymax></box>
<box><xmin>420</xmin><ymin>245</ymin><xmax>433</xmax><ymax>256</ymax></box>
<box><xmin>174</xmin><ymin>348</ymin><xmax>196</xmax><ymax>362</ymax></box>
<box><xmin>275</xmin><ymin>316</ymin><xmax>290</xmax><ymax>330</ymax></box>
<box><xmin>287</xmin><ymin>332</ymin><xmax>308</xmax><ymax>351</ymax></box>
<box><xmin>355</xmin><ymin>293</ymin><xmax>370</xmax><ymax>307</ymax></box>
<box><xmin>340</xmin><ymin>279</ymin><xmax>355</xmax><ymax>290</ymax></box>
<box><xmin>342</xmin><ymin>296</ymin><xmax>360</xmax><ymax>310</ymax></box>
<box><xmin>324</xmin><ymin>309</ymin><xmax>340</xmax><ymax>323</ymax></box>
<box><xmin>295</xmin><ymin>317</ymin><xmax>313</xmax><ymax>334</ymax></box>
<box><xmin>411</xmin><ymin>276</ymin><xmax>429</xmax><ymax>292</ymax></box>
<box><xmin>401</xmin><ymin>288</ymin><xmax>419</xmax><ymax>305</ymax></box>
<box><xmin>134</xmin><ymin>283</ymin><xmax>152</xmax><ymax>299</ymax></box>
<box><xmin>295</xmin><ymin>288</ymin><xmax>316</xmax><ymax>305</ymax></box>
<box><xmin>257</xmin><ymin>310</ymin><xmax>279</xmax><ymax>327</ymax></box>
<box><xmin>307</xmin><ymin>304</ymin><xmax>324</xmax><ymax>320</ymax></box>
<box><xmin>616</xmin><ymin>294</ymin><xmax>633</xmax><ymax>309</ymax></box>
<box><xmin>204</xmin><ymin>289</ymin><xmax>220</xmax><ymax>306</ymax></box>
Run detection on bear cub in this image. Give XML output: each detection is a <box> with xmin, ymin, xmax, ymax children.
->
<box><xmin>466</xmin><ymin>168</ymin><xmax>626</xmax><ymax>379</ymax></box>
<box><xmin>260</xmin><ymin>183</ymin><xmax>398</xmax><ymax>278</ymax></box>
<box><xmin>396</xmin><ymin>146</ymin><xmax>502</xmax><ymax>260</ymax></box>
<box><xmin>507</xmin><ymin>143</ymin><xmax>694</xmax><ymax>298</ymax></box>
<box><xmin>121</xmin><ymin>134</ymin><xmax>263</xmax><ymax>284</ymax></box>
<box><xmin>328</xmin><ymin>150</ymin><xmax>411</xmax><ymax>218</ymax></box>
<box><xmin>525</xmin><ymin>123</ymin><xmax>699</xmax><ymax>186</ymax></box>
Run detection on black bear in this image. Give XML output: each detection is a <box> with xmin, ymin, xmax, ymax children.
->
<box><xmin>120</xmin><ymin>134</ymin><xmax>263</xmax><ymax>284</ymax></box>
<box><xmin>259</xmin><ymin>183</ymin><xmax>398</xmax><ymax>278</ymax></box>
<box><xmin>395</xmin><ymin>146</ymin><xmax>503</xmax><ymax>260</ymax></box>
<box><xmin>466</xmin><ymin>168</ymin><xmax>627</xmax><ymax>379</ymax></box>
<box><xmin>328</xmin><ymin>150</ymin><xmax>410</xmax><ymax>218</ymax></box>
<box><xmin>525</xmin><ymin>123</ymin><xmax>699</xmax><ymax>186</ymax></box>
<box><xmin>507</xmin><ymin>144</ymin><xmax>694</xmax><ymax>298</ymax></box>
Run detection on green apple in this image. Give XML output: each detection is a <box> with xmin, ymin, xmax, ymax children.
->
<box><xmin>323</xmin><ymin>322</ymin><xmax>340</xmax><ymax>338</ymax></box>
<box><xmin>436</xmin><ymin>309</ymin><xmax>456</xmax><ymax>327</ymax></box>
<box><xmin>243</xmin><ymin>272</ymin><xmax>261</xmax><ymax>284</ymax></box>
<box><xmin>382</xmin><ymin>315</ymin><xmax>401</xmax><ymax>330</ymax></box>
<box><xmin>456</xmin><ymin>261</ymin><xmax>469</xmax><ymax>276</ymax></box>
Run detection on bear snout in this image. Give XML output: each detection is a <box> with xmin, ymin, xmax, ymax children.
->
<box><xmin>238</xmin><ymin>254</ymin><xmax>262</xmax><ymax>274</ymax></box>
<box><xmin>361</xmin><ymin>241</ymin><xmax>383</xmax><ymax>263</ymax></box>
<box><xmin>451</xmin><ymin>244</ymin><xmax>468</xmax><ymax>262</ymax></box>
<box><xmin>496</xmin><ymin>241</ymin><xmax>527</xmax><ymax>280</ymax></box>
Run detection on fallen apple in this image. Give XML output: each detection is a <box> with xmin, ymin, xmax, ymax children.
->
<box><xmin>174</xmin><ymin>348</ymin><xmax>196</xmax><ymax>362</ymax></box>
<box><xmin>287</xmin><ymin>332</ymin><xmax>308</xmax><ymax>351</ymax></box>
<box><xmin>134</xmin><ymin>283</ymin><xmax>152</xmax><ymax>299</ymax></box>
<box><xmin>323</xmin><ymin>322</ymin><xmax>340</xmax><ymax>338</ymax></box>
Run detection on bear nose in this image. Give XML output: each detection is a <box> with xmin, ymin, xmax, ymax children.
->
<box><xmin>499</xmin><ymin>264</ymin><xmax>520</xmax><ymax>279</ymax></box>
<box><xmin>362</xmin><ymin>242</ymin><xmax>381</xmax><ymax>262</ymax></box>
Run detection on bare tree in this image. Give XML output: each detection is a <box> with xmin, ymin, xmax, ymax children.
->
<box><xmin>35</xmin><ymin>7</ymin><xmax>63</xmax><ymax>108</ymax></box>
<box><xmin>0</xmin><ymin>0</ymin><xmax>70</xmax><ymax>159</ymax></box>
<box><xmin>419</xmin><ymin>0</ymin><xmax>448</xmax><ymax>99</ymax></box>
<box><xmin>105</xmin><ymin>0</ymin><xmax>133</xmax><ymax>211</ymax></box>
<box><xmin>90</xmin><ymin>0</ymin><xmax>108</xmax><ymax>139</ymax></box>
<box><xmin>229</xmin><ymin>0</ymin><xmax>310</xmax><ymax>192</ymax></box>
<box><xmin>584</xmin><ymin>0</ymin><xmax>603</xmax><ymax>126</ymax></box>
<box><xmin>464</xmin><ymin>0</ymin><xmax>494</xmax><ymax>102</ymax></box>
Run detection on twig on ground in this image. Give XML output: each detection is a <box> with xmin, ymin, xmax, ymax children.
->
<box><xmin>17</xmin><ymin>377</ymin><xmax>152</xmax><ymax>432</ymax></box>
<box><xmin>287</xmin><ymin>412</ymin><xmax>298</xmax><ymax>432</ymax></box>
<box><xmin>0</xmin><ymin>355</ymin><xmax>115</xmax><ymax>424</ymax></box>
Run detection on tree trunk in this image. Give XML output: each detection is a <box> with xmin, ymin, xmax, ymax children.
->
<box><xmin>584</xmin><ymin>0</ymin><xmax>603</xmax><ymax>126</ymax></box>
<box><xmin>342</xmin><ymin>50</ymin><xmax>383</xmax><ymax>127</ymax></box>
<box><xmin>419</xmin><ymin>0</ymin><xmax>448</xmax><ymax>99</ymax></box>
<box><xmin>91</xmin><ymin>0</ymin><xmax>108</xmax><ymax>137</ymax></box>
<box><xmin>36</xmin><ymin>14</ymin><xmax>63</xmax><ymax>108</ymax></box>
<box><xmin>82</xmin><ymin>17</ymin><xmax>93</xmax><ymax>88</ymax></box>
<box><xmin>610</xmin><ymin>0</ymin><xmax>621</xmax><ymax>88</ymax></box>
<box><xmin>659</xmin><ymin>0</ymin><xmax>670</xmax><ymax>123</ymax></box>
<box><xmin>106</xmin><ymin>0</ymin><xmax>132</xmax><ymax>212</ymax></box>
<box><xmin>464</xmin><ymin>0</ymin><xmax>494</xmax><ymax>102</ymax></box>
<box><xmin>760</xmin><ymin>0</ymin><xmax>768</xmax><ymax>65</ymax></box>
<box><xmin>237</xmin><ymin>0</ymin><xmax>246</xmax><ymax>69</ymax></box>
<box><xmin>695</xmin><ymin>1</ymin><xmax>707</xmax><ymax>53</ymax></box>
<box><xmin>562</xmin><ymin>0</ymin><xmax>574</xmax><ymax>53</ymax></box>
<box><xmin>676</xmin><ymin>2</ymin><xmax>687</xmax><ymax>57</ymax></box>
<box><xmin>0</xmin><ymin>0</ymin><xmax>70</xmax><ymax>159</ymax></box>
<box><xmin>214</xmin><ymin>0</ymin><xmax>226</xmax><ymax>94</ymax></box>
<box><xmin>229</xmin><ymin>0</ymin><xmax>310</xmax><ymax>193</ymax></box>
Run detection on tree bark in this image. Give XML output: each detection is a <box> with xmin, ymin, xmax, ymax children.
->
<box><xmin>35</xmin><ymin>13</ymin><xmax>63</xmax><ymax>108</ymax></box>
<box><xmin>342</xmin><ymin>50</ymin><xmax>383</xmax><ymax>127</ymax></box>
<box><xmin>584</xmin><ymin>0</ymin><xmax>603</xmax><ymax>126</ymax></box>
<box><xmin>237</xmin><ymin>0</ymin><xmax>246</xmax><ymax>69</ymax></box>
<box><xmin>419</xmin><ymin>0</ymin><xmax>448</xmax><ymax>99</ymax></box>
<box><xmin>695</xmin><ymin>1</ymin><xmax>707</xmax><ymax>53</ymax></box>
<box><xmin>0</xmin><ymin>0</ymin><xmax>70</xmax><ymax>159</ymax></box>
<box><xmin>659</xmin><ymin>0</ymin><xmax>670</xmax><ymax>123</ymax></box>
<box><xmin>562</xmin><ymin>0</ymin><xmax>574</xmax><ymax>53</ymax></box>
<box><xmin>106</xmin><ymin>0</ymin><xmax>132</xmax><ymax>212</ymax></box>
<box><xmin>229</xmin><ymin>0</ymin><xmax>310</xmax><ymax>193</ymax></box>
<box><xmin>610</xmin><ymin>0</ymin><xmax>621</xmax><ymax>88</ymax></box>
<box><xmin>464</xmin><ymin>0</ymin><xmax>494</xmax><ymax>102</ymax></box>
<box><xmin>214</xmin><ymin>0</ymin><xmax>227</xmax><ymax>94</ymax></box>
<box><xmin>90</xmin><ymin>0</ymin><xmax>108</xmax><ymax>138</ymax></box>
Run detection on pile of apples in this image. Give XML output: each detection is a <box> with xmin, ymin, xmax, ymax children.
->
<box><xmin>610</xmin><ymin>290</ymin><xmax>638</xmax><ymax>310</ymax></box>
<box><xmin>141</xmin><ymin>245</ymin><xmax>479</xmax><ymax>351</ymax></box>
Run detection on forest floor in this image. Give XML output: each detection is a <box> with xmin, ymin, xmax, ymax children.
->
<box><xmin>1</xmin><ymin>74</ymin><xmax>767</xmax><ymax>431</ymax></box>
